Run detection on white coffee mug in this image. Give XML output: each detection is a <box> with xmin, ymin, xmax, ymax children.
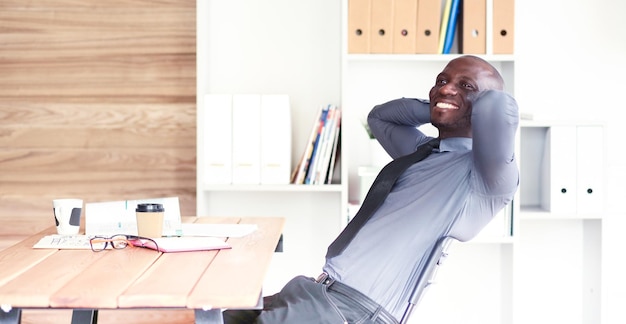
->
<box><xmin>53</xmin><ymin>199</ymin><xmax>83</xmax><ymax>235</ymax></box>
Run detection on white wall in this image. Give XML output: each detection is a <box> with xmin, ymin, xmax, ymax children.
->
<box><xmin>516</xmin><ymin>0</ymin><xmax>626</xmax><ymax>179</ymax></box>
<box><xmin>203</xmin><ymin>0</ymin><xmax>342</xmax><ymax>169</ymax></box>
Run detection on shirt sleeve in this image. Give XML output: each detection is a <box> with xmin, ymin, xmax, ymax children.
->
<box><xmin>471</xmin><ymin>90</ymin><xmax>520</xmax><ymax>196</ymax></box>
<box><xmin>367</xmin><ymin>98</ymin><xmax>432</xmax><ymax>158</ymax></box>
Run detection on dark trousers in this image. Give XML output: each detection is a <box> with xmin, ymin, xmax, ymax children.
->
<box><xmin>223</xmin><ymin>275</ymin><xmax>398</xmax><ymax>324</ymax></box>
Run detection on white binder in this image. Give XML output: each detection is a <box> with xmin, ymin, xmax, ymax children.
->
<box><xmin>541</xmin><ymin>125</ymin><xmax>577</xmax><ymax>214</ymax></box>
<box><xmin>576</xmin><ymin>125</ymin><xmax>604</xmax><ymax>215</ymax></box>
<box><xmin>260</xmin><ymin>95</ymin><xmax>292</xmax><ymax>184</ymax></box>
<box><xmin>203</xmin><ymin>94</ymin><xmax>233</xmax><ymax>184</ymax></box>
<box><xmin>232</xmin><ymin>94</ymin><xmax>262</xmax><ymax>184</ymax></box>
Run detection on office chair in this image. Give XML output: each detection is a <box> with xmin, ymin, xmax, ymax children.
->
<box><xmin>399</xmin><ymin>236</ymin><xmax>455</xmax><ymax>324</ymax></box>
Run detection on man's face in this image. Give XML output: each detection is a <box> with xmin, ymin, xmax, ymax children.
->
<box><xmin>428</xmin><ymin>57</ymin><xmax>498</xmax><ymax>136</ymax></box>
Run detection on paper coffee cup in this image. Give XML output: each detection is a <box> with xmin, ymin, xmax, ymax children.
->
<box><xmin>136</xmin><ymin>203</ymin><xmax>165</xmax><ymax>238</ymax></box>
<box><xmin>53</xmin><ymin>198</ymin><xmax>83</xmax><ymax>235</ymax></box>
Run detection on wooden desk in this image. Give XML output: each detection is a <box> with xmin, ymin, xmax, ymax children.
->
<box><xmin>0</xmin><ymin>216</ymin><xmax>284</xmax><ymax>324</ymax></box>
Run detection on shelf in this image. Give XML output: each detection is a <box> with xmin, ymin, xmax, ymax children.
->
<box><xmin>520</xmin><ymin>119</ymin><xmax>606</xmax><ymax>128</ymax></box>
<box><xmin>519</xmin><ymin>206</ymin><xmax>603</xmax><ymax>220</ymax></box>
<box><xmin>345</xmin><ymin>53</ymin><xmax>515</xmax><ymax>62</ymax></box>
<box><xmin>200</xmin><ymin>184</ymin><xmax>345</xmax><ymax>193</ymax></box>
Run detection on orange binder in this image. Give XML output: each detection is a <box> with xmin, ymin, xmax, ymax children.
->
<box><xmin>392</xmin><ymin>0</ymin><xmax>418</xmax><ymax>54</ymax></box>
<box><xmin>370</xmin><ymin>0</ymin><xmax>394</xmax><ymax>53</ymax></box>
<box><xmin>415</xmin><ymin>0</ymin><xmax>441</xmax><ymax>54</ymax></box>
<box><xmin>348</xmin><ymin>0</ymin><xmax>371</xmax><ymax>53</ymax></box>
<box><xmin>492</xmin><ymin>0</ymin><xmax>514</xmax><ymax>54</ymax></box>
<box><xmin>459</xmin><ymin>0</ymin><xmax>486</xmax><ymax>54</ymax></box>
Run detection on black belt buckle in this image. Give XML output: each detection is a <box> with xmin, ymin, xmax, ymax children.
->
<box><xmin>316</xmin><ymin>272</ymin><xmax>334</xmax><ymax>285</ymax></box>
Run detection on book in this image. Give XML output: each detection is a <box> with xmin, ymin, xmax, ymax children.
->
<box><xmin>442</xmin><ymin>0</ymin><xmax>461</xmax><ymax>54</ymax></box>
<box><xmin>316</xmin><ymin>107</ymin><xmax>341</xmax><ymax>184</ymax></box>
<box><xmin>292</xmin><ymin>107</ymin><xmax>324</xmax><ymax>184</ymax></box>
<box><xmin>325</xmin><ymin>110</ymin><xmax>342</xmax><ymax>184</ymax></box>
<box><xmin>437</xmin><ymin>0</ymin><xmax>453</xmax><ymax>54</ymax></box>
<box><xmin>307</xmin><ymin>105</ymin><xmax>337</xmax><ymax>184</ymax></box>
<box><xmin>304</xmin><ymin>105</ymin><xmax>330</xmax><ymax>184</ymax></box>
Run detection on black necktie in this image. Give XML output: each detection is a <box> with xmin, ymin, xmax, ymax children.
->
<box><xmin>326</xmin><ymin>138</ymin><xmax>440</xmax><ymax>258</ymax></box>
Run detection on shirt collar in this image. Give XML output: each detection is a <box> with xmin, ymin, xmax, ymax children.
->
<box><xmin>438</xmin><ymin>137</ymin><xmax>471</xmax><ymax>152</ymax></box>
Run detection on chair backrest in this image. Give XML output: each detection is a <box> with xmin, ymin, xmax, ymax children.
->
<box><xmin>399</xmin><ymin>236</ymin><xmax>455</xmax><ymax>324</ymax></box>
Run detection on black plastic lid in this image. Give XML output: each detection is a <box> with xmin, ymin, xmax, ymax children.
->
<box><xmin>136</xmin><ymin>203</ymin><xmax>164</xmax><ymax>213</ymax></box>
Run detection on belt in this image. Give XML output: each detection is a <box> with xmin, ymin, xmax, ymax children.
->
<box><xmin>316</xmin><ymin>273</ymin><xmax>399</xmax><ymax>324</ymax></box>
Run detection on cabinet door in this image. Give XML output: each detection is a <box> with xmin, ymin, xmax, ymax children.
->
<box><xmin>576</xmin><ymin>125</ymin><xmax>604</xmax><ymax>216</ymax></box>
<box><xmin>541</xmin><ymin>125</ymin><xmax>577</xmax><ymax>214</ymax></box>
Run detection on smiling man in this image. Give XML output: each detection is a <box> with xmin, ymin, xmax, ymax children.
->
<box><xmin>223</xmin><ymin>55</ymin><xmax>519</xmax><ymax>324</ymax></box>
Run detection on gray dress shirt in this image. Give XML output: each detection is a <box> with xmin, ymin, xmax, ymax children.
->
<box><xmin>323</xmin><ymin>90</ymin><xmax>520</xmax><ymax>319</ymax></box>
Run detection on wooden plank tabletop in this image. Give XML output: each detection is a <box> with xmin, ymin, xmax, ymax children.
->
<box><xmin>0</xmin><ymin>249</ymin><xmax>106</xmax><ymax>307</ymax></box>
<box><xmin>117</xmin><ymin>217</ymin><xmax>238</xmax><ymax>308</ymax></box>
<box><xmin>49</xmin><ymin>246</ymin><xmax>162</xmax><ymax>309</ymax></box>
<box><xmin>0</xmin><ymin>216</ymin><xmax>285</xmax><ymax>313</ymax></box>
<box><xmin>0</xmin><ymin>226</ymin><xmax>58</xmax><ymax>286</ymax></box>
<box><xmin>187</xmin><ymin>217</ymin><xmax>285</xmax><ymax>309</ymax></box>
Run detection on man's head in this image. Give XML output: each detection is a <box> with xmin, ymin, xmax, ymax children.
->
<box><xmin>429</xmin><ymin>55</ymin><xmax>504</xmax><ymax>138</ymax></box>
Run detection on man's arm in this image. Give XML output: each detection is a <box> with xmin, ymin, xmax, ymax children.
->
<box><xmin>471</xmin><ymin>90</ymin><xmax>520</xmax><ymax>196</ymax></box>
<box><xmin>367</xmin><ymin>98</ymin><xmax>431</xmax><ymax>158</ymax></box>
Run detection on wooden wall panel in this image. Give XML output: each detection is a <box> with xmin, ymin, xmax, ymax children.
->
<box><xmin>0</xmin><ymin>0</ymin><xmax>197</xmax><ymax>219</ymax></box>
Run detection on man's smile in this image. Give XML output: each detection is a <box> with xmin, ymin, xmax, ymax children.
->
<box><xmin>435</xmin><ymin>102</ymin><xmax>459</xmax><ymax>110</ymax></box>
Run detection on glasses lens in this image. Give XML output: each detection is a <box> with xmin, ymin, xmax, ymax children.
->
<box><xmin>110</xmin><ymin>235</ymin><xmax>129</xmax><ymax>249</ymax></box>
<box><xmin>90</xmin><ymin>237</ymin><xmax>108</xmax><ymax>252</ymax></box>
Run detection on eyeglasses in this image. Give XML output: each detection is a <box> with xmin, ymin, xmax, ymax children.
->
<box><xmin>89</xmin><ymin>234</ymin><xmax>159</xmax><ymax>252</ymax></box>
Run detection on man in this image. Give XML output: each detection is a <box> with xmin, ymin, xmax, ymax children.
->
<box><xmin>224</xmin><ymin>55</ymin><xmax>519</xmax><ymax>323</ymax></box>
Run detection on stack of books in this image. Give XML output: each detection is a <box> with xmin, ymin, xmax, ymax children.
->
<box><xmin>291</xmin><ymin>104</ymin><xmax>341</xmax><ymax>185</ymax></box>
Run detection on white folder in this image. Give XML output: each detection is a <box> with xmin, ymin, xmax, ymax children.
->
<box><xmin>203</xmin><ymin>94</ymin><xmax>233</xmax><ymax>184</ymax></box>
<box><xmin>260</xmin><ymin>95</ymin><xmax>292</xmax><ymax>184</ymax></box>
<box><xmin>232</xmin><ymin>94</ymin><xmax>262</xmax><ymax>184</ymax></box>
<box><xmin>541</xmin><ymin>126</ymin><xmax>577</xmax><ymax>214</ymax></box>
<box><xmin>576</xmin><ymin>125</ymin><xmax>604</xmax><ymax>215</ymax></box>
